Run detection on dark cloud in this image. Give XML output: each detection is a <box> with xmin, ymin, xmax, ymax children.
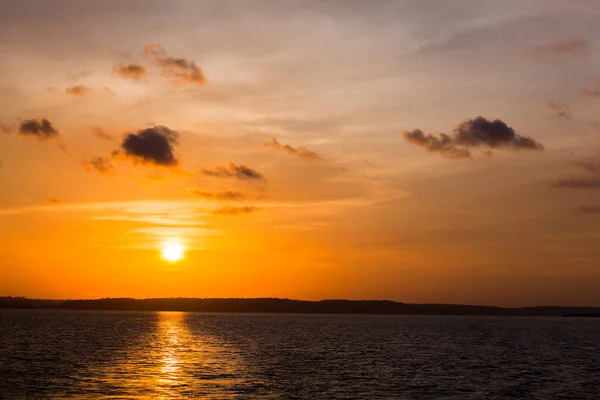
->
<box><xmin>83</xmin><ymin>156</ymin><xmax>113</xmax><ymax>174</ymax></box>
<box><xmin>264</xmin><ymin>138</ymin><xmax>324</xmax><ymax>161</ymax></box>
<box><xmin>18</xmin><ymin>118</ymin><xmax>60</xmax><ymax>140</ymax></box>
<box><xmin>186</xmin><ymin>187</ymin><xmax>253</xmax><ymax>201</ymax></box>
<box><xmin>404</xmin><ymin>129</ymin><xmax>471</xmax><ymax>159</ymax></box>
<box><xmin>579</xmin><ymin>205</ymin><xmax>600</xmax><ymax>214</ymax></box>
<box><xmin>112</xmin><ymin>63</ymin><xmax>147</xmax><ymax>81</ymax></box>
<box><xmin>403</xmin><ymin>117</ymin><xmax>543</xmax><ymax>159</ymax></box>
<box><xmin>453</xmin><ymin>118</ymin><xmax>543</xmax><ymax>149</ymax></box>
<box><xmin>115</xmin><ymin>126</ymin><xmax>179</xmax><ymax>166</ymax></box>
<box><xmin>144</xmin><ymin>43</ymin><xmax>205</xmax><ymax>85</ymax></box>
<box><xmin>65</xmin><ymin>85</ymin><xmax>90</xmax><ymax>96</ymax></box>
<box><xmin>202</xmin><ymin>162</ymin><xmax>265</xmax><ymax>181</ymax></box>
<box><xmin>93</xmin><ymin>127</ymin><xmax>116</xmax><ymax>140</ymax></box>
<box><xmin>212</xmin><ymin>205</ymin><xmax>258</xmax><ymax>215</ymax></box>
<box><xmin>531</xmin><ymin>39</ymin><xmax>590</xmax><ymax>60</ymax></box>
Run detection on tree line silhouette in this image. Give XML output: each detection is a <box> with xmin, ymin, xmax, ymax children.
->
<box><xmin>2</xmin><ymin>296</ymin><xmax>600</xmax><ymax>316</ymax></box>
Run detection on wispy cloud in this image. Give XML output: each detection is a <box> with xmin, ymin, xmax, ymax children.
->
<box><xmin>531</xmin><ymin>39</ymin><xmax>590</xmax><ymax>60</ymax></box>
<box><xmin>93</xmin><ymin>127</ymin><xmax>117</xmax><ymax>141</ymax></box>
<box><xmin>143</xmin><ymin>43</ymin><xmax>205</xmax><ymax>85</ymax></box>
<box><xmin>42</xmin><ymin>198</ymin><xmax>62</xmax><ymax>205</ymax></box>
<box><xmin>0</xmin><ymin>119</ymin><xmax>13</xmax><ymax>134</ymax></box>
<box><xmin>551</xmin><ymin>178</ymin><xmax>600</xmax><ymax>189</ymax></box>
<box><xmin>264</xmin><ymin>138</ymin><xmax>324</xmax><ymax>161</ymax></box>
<box><xmin>582</xmin><ymin>89</ymin><xmax>600</xmax><ymax>97</ymax></box>
<box><xmin>186</xmin><ymin>187</ymin><xmax>256</xmax><ymax>201</ymax></box>
<box><xmin>112</xmin><ymin>63</ymin><xmax>147</xmax><ymax>81</ymax></box>
<box><xmin>83</xmin><ymin>157</ymin><xmax>114</xmax><ymax>174</ymax></box>
<box><xmin>547</xmin><ymin>101</ymin><xmax>571</xmax><ymax>119</ymax></box>
<box><xmin>552</xmin><ymin>160</ymin><xmax>600</xmax><ymax>189</ymax></box>
<box><xmin>212</xmin><ymin>205</ymin><xmax>258</xmax><ymax>215</ymax></box>
<box><xmin>65</xmin><ymin>85</ymin><xmax>91</xmax><ymax>96</ymax></box>
<box><xmin>201</xmin><ymin>162</ymin><xmax>265</xmax><ymax>181</ymax></box>
<box><xmin>579</xmin><ymin>205</ymin><xmax>600</xmax><ymax>214</ymax></box>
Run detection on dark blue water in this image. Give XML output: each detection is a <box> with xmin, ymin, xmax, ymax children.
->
<box><xmin>1</xmin><ymin>310</ymin><xmax>599</xmax><ymax>399</ymax></box>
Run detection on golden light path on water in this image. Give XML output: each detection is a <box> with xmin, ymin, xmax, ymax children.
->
<box><xmin>94</xmin><ymin>312</ymin><xmax>248</xmax><ymax>399</ymax></box>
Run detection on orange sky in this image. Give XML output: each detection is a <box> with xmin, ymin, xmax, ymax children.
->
<box><xmin>1</xmin><ymin>0</ymin><xmax>600</xmax><ymax>306</ymax></box>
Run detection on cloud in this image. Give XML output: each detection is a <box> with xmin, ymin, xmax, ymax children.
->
<box><xmin>403</xmin><ymin>129</ymin><xmax>471</xmax><ymax>159</ymax></box>
<box><xmin>582</xmin><ymin>89</ymin><xmax>600</xmax><ymax>97</ymax></box>
<box><xmin>212</xmin><ymin>205</ymin><xmax>258</xmax><ymax>215</ymax></box>
<box><xmin>403</xmin><ymin>117</ymin><xmax>543</xmax><ymax>159</ymax></box>
<box><xmin>112</xmin><ymin>63</ymin><xmax>147</xmax><ymax>81</ymax></box>
<box><xmin>93</xmin><ymin>127</ymin><xmax>116</xmax><ymax>140</ymax></box>
<box><xmin>579</xmin><ymin>205</ymin><xmax>600</xmax><ymax>214</ymax></box>
<box><xmin>551</xmin><ymin>178</ymin><xmax>600</xmax><ymax>189</ymax></box>
<box><xmin>532</xmin><ymin>39</ymin><xmax>590</xmax><ymax>59</ymax></box>
<box><xmin>552</xmin><ymin>159</ymin><xmax>600</xmax><ymax>189</ymax></box>
<box><xmin>65</xmin><ymin>85</ymin><xmax>91</xmax><ymax>96</ymax></box>
<box><xmin>143</xmin><ymin>43</ymin><xmax>166</xmax><ymax>59</ymax></box>
<box><xmin>83</xmin><ymin>156</ymin><xmax>114</xmax><ymax>174</ymax></box>
<box><xmin>0</xmin><ymin>119</ymin><xmax>12</xmax><ymax>134</ymax></box>
<box><xmin>264</xmin><ymin>138</ymin><xmax>324</xmax><ymax>161</ymax></box>
<box><xmin>42</xmin><ymin>198</ymin><xmax>62</xmax><ymax>204</ymax></box>
<box><xmin>580</xmin><ymin>161</ymin><xmax>600</xmax><ymax>175</ymax></box>
<box><xmin>201</xmin><ymin>162</ymin><xmax>265</xmax><ymax>181</ymax></box>
<box><xmin>18</xmin><ymin>118</ymin><xmax>60</xmax><ymax>140</ymax></box>
<box><xmin>547</xmin><ymin>101</ymin><xmax>571</xmax><ymax>119</ymax></box>
<box><xmin>114</xmin><ymin>125</ymin><xmax>179</xmax><ymax>166</ymax></box>
<box><xmin>143</xmin><ymin>43</ymin><xmax>205</xmax><ymax>85</ymax></box>
<box><xmin>186</xmin><ymin>187</ymin><xmax>254</xmax><ymax>201</ymax></box>
<box><xmin>364</xmin><ymin>160</ymin><xmax>382</xmax><ymax>169</ymax></box>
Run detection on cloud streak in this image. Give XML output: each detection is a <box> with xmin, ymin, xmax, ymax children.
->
<box><xmin>201</xmin><ymin>162</ymin><xmax>265</xmax><ymax>181</ymax></box>
<box><xmin>403</xmin><ymin>117</ymin><xmax>543</xmax><ymax>159</ymax></box>
<box><xmin>532</xmin><ymin>39</ymin><xmax>590</xmax><ymax>60</ymax></box>
<box><xmin>84</xmin><ymin>157</ymin><xmax>114</xmax><ymax>174</ymax></box>
<box><xmin>579</xmin><ymin>205</ymin><xmax>600</xmax><ymax>214</ymax></box>
<box><xmin>551</xmin><ymin>178</ymin><xmax>600</xmax><ymax>189</ymax></box>
<box><xmin>93</xmin><ymin>128</ymin><xmax>116</xmax><ymax>141</ymax></box>
<box><xmin>264</xmin><ymin>138</ymin><xmax>324</xmax><ymax>161</ymax></box>
<box><xmin>143</xmin><ymin>43</ymin><xmax>205</xmax><ymax>85</ymax></box>
<box><xmin>212</xmin><ymin>205</ymin><xmax>258</xmax><ymax>215</ymax></box>
<box><xmin>186</xmin><ymin>187</ymin><xmax>255</xmax><ymax>201</ymax></box>
<box><xmin>547</xmin><ymin>101</ymin><xmax>571</xmax><ymax>119</ymax></box>
<box><xmin>112</xmin><ymin>63</ymin><xmax>147</xmax><ymax>81</ymax></box>
<box><xmin>65</xmin><ymin>85</ymin><xmax>91</xmax><ymax>96</ymax></box>
<box><xmin>552</xmin><ymin>160</ymin><xmax>600</xmax><ymax>189</ymax></box>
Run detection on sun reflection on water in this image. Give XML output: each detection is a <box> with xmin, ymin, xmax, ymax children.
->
<box><xmin>92</xmin><ymin>312</ymin><xmax>249</xmax><ymax>399</ymax></box>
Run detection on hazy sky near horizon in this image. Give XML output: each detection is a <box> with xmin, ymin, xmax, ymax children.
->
<box><xmin>1</xmin><ymin>0</ymin><xmax>600</xmax><ymax>306</ymax></box>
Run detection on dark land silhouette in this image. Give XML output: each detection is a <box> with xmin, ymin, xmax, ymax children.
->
<box><xmin>2</xmin><ymin>297</ymin><xmax>600</xmax><ymax>316</ymax></box>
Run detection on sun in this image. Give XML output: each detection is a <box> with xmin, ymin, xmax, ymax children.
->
<box><xmin>161</xmin><ymin>239</ymin><xmax>185</xmax><ymax>262</ymax></box>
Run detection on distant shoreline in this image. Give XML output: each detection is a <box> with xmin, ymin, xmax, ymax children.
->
<box><xmin>2</xmin><ymin>297</ymin><xmax>600</xmax><ymax>317</ymax></box>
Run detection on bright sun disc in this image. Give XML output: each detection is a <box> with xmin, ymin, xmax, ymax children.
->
<box><xmin>161</xmin><ymin>240</ymin><xmax>185</xmax><ymax>262</ymax></box>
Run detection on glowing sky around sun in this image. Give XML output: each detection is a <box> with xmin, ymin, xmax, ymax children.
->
<box><xmin>1</xmin><ymin>0</ymin><xmax>600</xmax><ymax>306</ymax></box>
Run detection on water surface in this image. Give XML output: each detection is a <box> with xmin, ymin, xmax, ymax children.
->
<box><xmin>1</xmin><ymin>310</ymin><xmax>599</xmax><ymax>399</ymax></box>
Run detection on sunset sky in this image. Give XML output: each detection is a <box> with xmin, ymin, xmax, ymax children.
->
<box><xmin>1</xmin><ymin>0</ymin><xmax>600</xmax><ymax>306</ymax></box>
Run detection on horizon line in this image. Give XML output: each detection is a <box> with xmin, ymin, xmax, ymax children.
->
<box><xmin>2</xmin><ymin>296</ymin><xmax>600</xmax><ymax>310</ymax></box>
